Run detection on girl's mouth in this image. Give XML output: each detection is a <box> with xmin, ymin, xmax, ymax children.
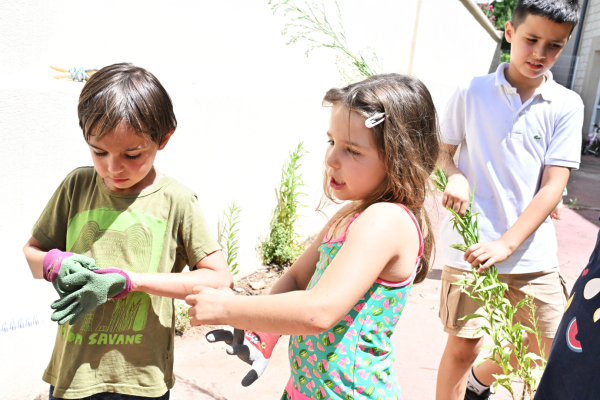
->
<box><xmin>329</xmin><ymin>177</ymin><xmax>346</xmax><ymax>190</ymax></box>
<box><xmin>526</xmin><ymin>61</ymin><xmax>543</xmax><ymax>71</ymax></box>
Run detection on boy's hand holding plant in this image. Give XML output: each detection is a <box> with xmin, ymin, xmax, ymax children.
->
<box><xmin>432</xmin><ymin>168</ymin><xmax>546</xmax><ymax>399</ymax></box>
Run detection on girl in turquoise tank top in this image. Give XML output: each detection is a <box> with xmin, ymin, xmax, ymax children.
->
<box><xmin>186</xmin><ymin>74</ymin><xmax>441</xmax><ymax>399</ymax></box>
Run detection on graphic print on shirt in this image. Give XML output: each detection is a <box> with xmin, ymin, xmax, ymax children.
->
<box><xmin>282</xmin><ymin>238</ymin><xmax>411</xmax><ymax>400</ymax></box>
<box><xmin>56</xmin><ymin>207</ymin><xmax>167</xmax><ymax>346</ymax></box>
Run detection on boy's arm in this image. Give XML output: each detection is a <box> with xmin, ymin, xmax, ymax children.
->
<box><xmin>439</xmin><ymin>143</ymin><xmax>470</xmax><ymax>217</ymax></box>
<box><xmin>23</xmin><ymin>235</ymin><xmax>232</xmax><ymax>298</ymax></box>
<box><xmin>127</xmin><ymin>250</ymin><xmax>233</xmax><ymax>300</ymax></box>
<box><xmin>465</xmin><ymin>165</ymin><xmax>570</xmax><ymax>271</ymax></box>
<box><xmin>23</xmin><ymin>236</ymin><xmax>48</xmax><ymax>279</ymax></box>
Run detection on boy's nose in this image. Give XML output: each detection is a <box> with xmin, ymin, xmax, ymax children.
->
<box><xmin>107</xmin><ymin>156</ymin><xmax>124</xmax><ymax>173</ymax></box>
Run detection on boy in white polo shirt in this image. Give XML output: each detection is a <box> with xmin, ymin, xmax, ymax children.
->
<box><xmin>434</xmin><ymin>1</ymin><xmax>583</xmax><ymax>399</ymax></box>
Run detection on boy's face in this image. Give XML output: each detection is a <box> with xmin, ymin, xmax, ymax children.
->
<box><xmin>87</xmin><ymin>122</ymin><xmax>172</xmax><ymax>193</ymax></box>
<box><xmin>505</xmin><ymin>14</ymin><xmax>572</xmax><ymax>80</ymax></box>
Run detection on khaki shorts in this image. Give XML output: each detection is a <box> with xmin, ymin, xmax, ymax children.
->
<box><xmin>439</xmin><ymin>265</ymin><xmax>569</xmax><ymax>339</ymax></box>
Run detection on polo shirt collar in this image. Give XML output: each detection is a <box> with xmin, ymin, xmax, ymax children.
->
<box><xmin>494</xmin><ymin>62</ymin><xmax>557</xmax><ymax>101</ymax></box>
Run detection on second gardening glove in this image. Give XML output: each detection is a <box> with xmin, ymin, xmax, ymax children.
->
<box><xmin>206</xmin><ymin>327</ymin><xmax>281</xmax><ymax>386</ymax></box>
<box><xmin>43</xmin><ymin>249</ymin><xmax>132</xmax><ymax>325</ymax></box>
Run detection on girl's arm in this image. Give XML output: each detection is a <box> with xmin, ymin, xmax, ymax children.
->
<box><xmin>268</xmin><ymin>213</ymin><xmax>335</xmax><ymax>295</ymax></box>
<box><xmin>186</xmin><ymin>203</ymin><xmax>419</xmax><ymax>335</ymax></box>
<box><xmin>23</xmin><ymin>236</ymin><xmax>232</xmax><ymax>299</ymax></box>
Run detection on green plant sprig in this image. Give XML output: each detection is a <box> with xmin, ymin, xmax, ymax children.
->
<box><xmin>218</xmin><ymin>201</ymin><xmax>243</xmax><ymax>277</ymax></box>
<box><xmin>433</xmin><ymin>168</ymin><xmax>546</xmax><ymax>399</ymax></box>
<box><xmin>269</xmin><ymin>0</ymin><xmax>381</xmax><ymax>82</ymax></box>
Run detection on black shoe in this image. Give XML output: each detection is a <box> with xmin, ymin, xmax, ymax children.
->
<box><xmin>464</xmin><ymin>386</ymin><xmax>492</xmax><ymax>400</ymax></box>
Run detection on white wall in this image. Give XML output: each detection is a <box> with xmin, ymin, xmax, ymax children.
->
<box><xmin>0</xmin><ymin>1</ymin><xmax>499</xmax><ymax>398</ymax></box>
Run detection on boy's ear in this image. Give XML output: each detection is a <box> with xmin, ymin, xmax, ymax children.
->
<box><xmin>159</xmin><ymin>130</ymin><xmax>175</xmax><ymax>150</ymax></box>
<box><xmin>505</xmin><ymin>21</ymin><xmax>514</xmax><ymax>43</ymax></box>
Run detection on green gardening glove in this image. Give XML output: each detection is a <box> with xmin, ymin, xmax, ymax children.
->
<box><xmin>50</xmin><ymin>266</ymin><xmax>132</xmax><ymax>325</ymax></box>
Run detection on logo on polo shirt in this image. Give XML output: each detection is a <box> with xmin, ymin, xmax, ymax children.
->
<box><xmin>534</xmin><ymin>135</ymin><xmax>541</xmax><ymax>140</ymax></box>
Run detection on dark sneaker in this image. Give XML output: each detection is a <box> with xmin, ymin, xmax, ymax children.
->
<box><xmin>464</xmin><ymin>386</ymin><xmax>492</xmax><ymax>400</ymax></box>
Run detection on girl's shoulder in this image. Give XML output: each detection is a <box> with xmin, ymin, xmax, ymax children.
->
<box><xmin>346</xmin><ymin>202</ymin><xmax>420</xmax><ymax>240</ymax></box>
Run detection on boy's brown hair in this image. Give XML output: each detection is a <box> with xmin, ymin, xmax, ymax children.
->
<box><xmin>322</xmin><ymin>73</ymin><xmax>440</xmax><ymax>284</ymax></box>
<box><xmin>78</xmin><ymin>63</ymin><xmax>177</xmax><ymax>144</ymax></box>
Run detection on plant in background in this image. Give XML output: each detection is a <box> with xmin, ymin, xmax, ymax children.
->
<box><xmin>259</xmin><ymin>142</ymin><xmax>308</xmax><ymax>268</ymax></box>
<box><xmin>432</xmin><ymin>169</ymin><xmax>546</xmax><ymax>400</ymax></box>
<box><xmin>269</xmin><ymin>0</ymin><xmax>381</xmax><ymax>83</ymax></box>
<box><xmin>218</xmin><ymin>201</ymin><xmax>242</xmax><ymax>277</ymax></box>
<box><xmin>479</xmin><ymin>3</ymin><xmax>498</xmax><ymax>26</ymax></box>
<box><xmin>174</xmin><ymin>299</ymin><xmax>191</xmax><ymax>335</ymax></box>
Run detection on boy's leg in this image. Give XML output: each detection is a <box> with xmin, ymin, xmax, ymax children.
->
<box><xmin>436</xmin><ymin>335</ymin><xmax>484</xmax><ymax>399</ymax></box>
<box><xmin>436</xmin><ymin>266</ymin><xmax>486</xmax><ymax>400</ymax></box>
<box><xmin>471</xmin><ymin>267</ymin><xmax>568</xmax><ymax>386</ymax></box>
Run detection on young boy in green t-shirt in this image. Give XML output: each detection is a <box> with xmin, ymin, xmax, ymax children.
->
<box><xmin>23</xmin><ymin>63</ymin><xmax>232</xmax><ymax>399</ymax></box>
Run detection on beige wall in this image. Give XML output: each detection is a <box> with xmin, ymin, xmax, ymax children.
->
<box><xmin>573</xmin><ymin>0</ymin><xmax>600</xmax><ymax>134</ymax></box>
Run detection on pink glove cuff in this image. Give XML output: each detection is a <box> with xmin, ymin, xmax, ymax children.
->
<box><xmin>43</xmin><ymin>249</ymin><xmax>74</xmax><ymax>282</ymax></box>
<box><xmin>93</xmin><ymin>268</ymin><xmax>133</xmax><ymax>299</ymax></box>
<box><xmin>245</xmin><ymin>331</ymin><xmax>281</xmax><ymax>359</ymax></box>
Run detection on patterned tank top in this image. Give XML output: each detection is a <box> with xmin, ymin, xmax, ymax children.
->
<box><xmin>281</xmin><ymin>204</ymin><xmax>424</xmax><ymax>400</ymax></box>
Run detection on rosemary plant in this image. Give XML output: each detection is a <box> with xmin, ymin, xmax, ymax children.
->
<box><xmin>218</xmin><ymin>201</ymin><xmax>242</xmax><ymax>277</ymax></box>
<box><xmin>432</xmin><ymin>168</ymin><xmax>546</xmax><ymax>399</ymax></box>
<box><xmin>260</xmin><ymin>142</ymin><xmax>308</xmax><ymax>268</ymax></box>
<box><xmin>269</xmin><ymin>0</ymin><xmax>381</xmax><ymax>83</ymax></box>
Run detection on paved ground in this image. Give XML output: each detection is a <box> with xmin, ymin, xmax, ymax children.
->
<box><xmin>171</xmin><ymin>156</ymin><xmax>600</xmax><ymax>400</ymax></box>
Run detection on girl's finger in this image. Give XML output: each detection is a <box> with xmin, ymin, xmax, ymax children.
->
<box><xmin>185</xmin><ymin>294</ymin><xmax>197</xmax><ymax>306</ymax></box>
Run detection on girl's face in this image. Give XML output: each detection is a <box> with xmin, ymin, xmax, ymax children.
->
<box><xmin>325</xmin><ymin>104</ymin><xmax>387</xmax><ymax>202</ymax></box>
<box><xmin>87</xmin><ymin>122</ymin><xmax>172</xmax><ymax>193</ymax></box>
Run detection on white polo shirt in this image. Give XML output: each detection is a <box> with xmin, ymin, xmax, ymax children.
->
<box><xmin>440</xmin><ymin>63</ymin><xmax>584</xmax><ymax>274</ymax></box>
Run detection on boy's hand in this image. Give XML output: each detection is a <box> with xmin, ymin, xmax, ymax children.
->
<box><xmin>551</xmin><ymin>203</ymin><xmax>563</xmax><ymax>220</ymax></box>
<box><xmin>205</xmin><ymin>327</ymin><xmax>281</xmax><ymax>386</ymax></box>
<box><xmin>51</xmin><ymin>267</ymin><xmax>132</xmax><ymax>325</ymax></box>
<box><xmin>442</xmin><ymin>174</ymin><xmax>470</xmax><ymax>217</ymax></box>
<box><xmin>185</xmin><ymin>286</ymin><xmax>233</xmax><ymax>326</ymax></box>
<box><xmin>464</xmin><ymin>240</ymin><xmax>513</xmax><ymax>272</ymax></box>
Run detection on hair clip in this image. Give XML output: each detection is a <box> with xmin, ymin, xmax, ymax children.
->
<box><xmin>365</xmin><ymin>112</ymin><xmax>387</xmax><ymax>128</ymax></box>
<box><xmin>50</xmin><ymin>65</ymin><xmax>99</xmax><ymax>82</ymax></box>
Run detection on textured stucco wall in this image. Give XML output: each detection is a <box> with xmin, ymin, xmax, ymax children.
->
<box><xmin>0</xmin><ymin>1</ymin><xmax>498</xmax><ymax>398</ymax></box>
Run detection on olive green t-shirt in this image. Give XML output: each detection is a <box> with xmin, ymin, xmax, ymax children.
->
<box><xmin>32</xmin><ymin>167</ymin><xmax>221</xmax><ymax>399</ymax></box>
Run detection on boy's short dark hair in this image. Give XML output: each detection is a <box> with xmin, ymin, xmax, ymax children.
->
<box><xmin>513</xmin><ymin>0</ymin><xmax>581</xmax><ymax>30</ymax></box>
<box><xmin>78</xmin><ymin>63</ymin><xmax>177</xmax><ymax>144</ymax></box>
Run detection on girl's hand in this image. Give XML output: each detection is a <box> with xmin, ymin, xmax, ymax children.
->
<box><xmin>464</xmin><ymin>240</ymin><xmax>512</xmax><ymax>272</ymax></box>
<box><xmin>442</xmin><ymin>174</ymin><xmax>470</xmax><ymax>217</ymax></box>
<box><xmin>185</xmin><ymin>286</ymin><xmax>234</xmax><ymax>327</ymax></box>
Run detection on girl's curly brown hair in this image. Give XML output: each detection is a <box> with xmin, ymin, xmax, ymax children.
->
<box><xmin>322</xmin><ymin>73</ymin><xmax>440</xmax><ymax>284</ymax></box>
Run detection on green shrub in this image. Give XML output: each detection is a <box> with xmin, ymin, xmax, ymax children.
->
<box><xmin>259</xmin><ymin>142</ymin><xmax>307</xmax><ymax>267</ymax></box>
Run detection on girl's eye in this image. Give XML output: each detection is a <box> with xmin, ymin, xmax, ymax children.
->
<box><xmin>327</xmin><ymin>139</ymin><xmax>334</xmax><ymax>145</ymax></box>
<box><xmin>125</xmin><ymin>154</ymin><xmax>141</xmax><ymax>160</ymax></box>
<box><xmin>347</xmin><ymin>147</ymin><xmax>360</xmax><ymax>156</ymax></box>
<box><xmin>527</xmin><ymin>38</ymin><xmax>537</xmax><ymax>43</ymax></box>
<box><xmin>93</xmin><ymin>151</ymin><xmax>107</xmax><ymax>157</ymax></box>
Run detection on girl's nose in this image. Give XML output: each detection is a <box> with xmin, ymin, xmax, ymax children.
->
<box><xmin>325</xmin><ymin>148</ymin><xmax>340</xmax><ymax>169</ymax></box>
